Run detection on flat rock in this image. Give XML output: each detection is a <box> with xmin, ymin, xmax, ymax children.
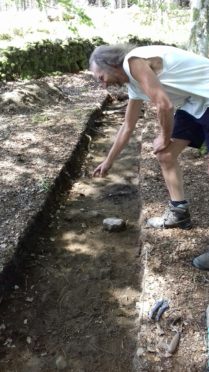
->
<box><xmin>103</xmin><ymin>217</ymin><xmax>126</xmax><ymax>232</ymax></box>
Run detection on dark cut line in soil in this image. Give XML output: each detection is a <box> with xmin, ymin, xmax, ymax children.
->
<box><xmin>0</xmin><ymin>97</ymin><xmax>141</xmax><ymax>372</ymax></box>
<box><xmin>0</xmin><ymin>95</ymin><xmax>111</xmax><ymax>297</ymax></box>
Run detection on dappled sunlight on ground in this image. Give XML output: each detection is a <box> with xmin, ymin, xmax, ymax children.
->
<box><xmin>135</xmin><ymin>101</ymin><xmax>209</xmax><ymax>370</ymax></box>
<box><xmin>0</xmin><ymin>72</ymin><xmax>108</xmax><ymax>275</ymax></box>
<box><xmin>0</xmin><ymin>95</ymin><xmax>142</xmax><ymax>371</ymax></box>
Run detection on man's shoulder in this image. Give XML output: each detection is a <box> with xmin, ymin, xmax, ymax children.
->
<box><xmin>125</xmin><ymin>45</ymin><xmax>175</xmax><ymax>59</ymax></box>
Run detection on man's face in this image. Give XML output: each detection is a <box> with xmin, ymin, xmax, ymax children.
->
<box><xmin>91</xmin><ymin>61</ymin><xmax>126</xmax><ymax>88</ymax></box>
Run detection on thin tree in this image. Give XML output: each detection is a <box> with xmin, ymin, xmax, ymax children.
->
<box><xmin>189</xmin><ymin>0</ymin><xmax>209</xmax><ymax>56</ymax></box>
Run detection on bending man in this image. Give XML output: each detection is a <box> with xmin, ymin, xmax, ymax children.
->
<box><xmin>89</xmin><ymin>44</ymin><xmax>209</xmax><ymax>268</ymax></box>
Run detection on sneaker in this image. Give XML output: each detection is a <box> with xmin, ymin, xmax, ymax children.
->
<box><xmin>146</xmin><ymin>201</ymin><xmax>192</xmax><ymax>229</ymax></box>
<box><xmin>192</xmin><ymin>252</ymin><xmax>209</xmax><ymax>270</ymax></box>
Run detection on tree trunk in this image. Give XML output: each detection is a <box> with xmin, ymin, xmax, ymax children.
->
<box><xmin>189</xmin><ymin>0</ymin><xmax>209</xmax><ymax>57</ymax></box>
<box><xmin>110</xmin><ymin>0</ymin><xmax>116</xmax><ymax>8</ymax></box>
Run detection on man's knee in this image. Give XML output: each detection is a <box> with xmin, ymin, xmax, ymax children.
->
<box><xmin>155</xmin><ymin>150</ymin><xmax>174</xmax><ymax>167</ymax></box>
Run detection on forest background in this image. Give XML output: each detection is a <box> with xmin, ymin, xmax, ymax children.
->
<box><xmin>0</xmin><ymin>0</ymin><xmax>208</xmax><ymax>58</ymax></box>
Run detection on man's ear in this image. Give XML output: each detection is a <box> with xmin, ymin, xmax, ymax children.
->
<box><xmin>105</xmin><ymin>62</ymin><xmax>118</xmax><ymax>69</ymax></box>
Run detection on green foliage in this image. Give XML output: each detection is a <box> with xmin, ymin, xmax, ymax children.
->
<box><xmin>75</xmin><ymin>7</ymin><xmax>93</xmax><ymax>27</ymax></box>
<box><xmin>45</xmin><ymin>0</ymin><xmax>93</xmax><ymax>28</ymax></box>
<box><xmin>127</xmin><ymin>35</ymin><xmax>176</xmax><ymax>47</ymax></box>
<box><xmin>62</xmin><ymin>12</ymin><xmax>74</xmax><ymax>21</ymax></box>
<box><xmin>0</xmin><ymin>35</ymin><xmax>172</xmax><ymax>82</ymax></box>
<box><xmin>198</xmin><ymin>143</ymin><xmax>208</xmax><ymax>157</ymax></box>
<box><xmin>0</xmin><ymin>36</ymin><xmax>104</xmax><ymax>81</ymax></box>
<box><xmin>36</xmin><ymin>0</ymin><xmax>47</xmax><ymax>11</ymax></box>
<box><xmin>0</xmin><ymin>33</ymin><xmax>12</xmax><ymax>41</ymax></box>
<box><xmin>36</xmin><ymin>28</ymin><xmax>50</xmax><ymax>34</ymax></box>
<box><xmin>32</xmin><ymin>114</ymin><xmax>49</xmax><ymax>123</ymax></box>
<box><xmin>128</xmin><ymin>0</ymin><xmax>138</xmax><ymax>5</ymax></box>
<box><xmin>13</xmin><ymin>28</ymin><xmax>24</xmax><ymax>37</ymax></box>
<box><xmin>38</xmin><ymin>177</ymin><xmax>51</xmax><ymax>192</ymax></box>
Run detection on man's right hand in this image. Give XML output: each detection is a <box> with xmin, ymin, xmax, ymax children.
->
<box><xmin>153</xmin><ymin>134</ymin><xmax>172</xmax><ymax>154</ymax></box>
<box><xmin>93</xmin><ymin>160</ymin><xmax>112</xmax><ymax>177</ymax></box>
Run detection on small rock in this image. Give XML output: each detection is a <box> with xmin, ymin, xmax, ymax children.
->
<box><xmin>26</xmin><ymin>297</ymin><xmax>34</xmax><ymax>302</ymax></box>
<box><xmin>0</xmin><ymin>323</ymin><xmax>6</xmax><ymax>330</ymax></box>
<box><xmin>4</xmin><ymin>338</ymin><xmax>12</xmax><ymax>346</ymax></box>
<box><xmin>41</xmin><ymin>352</ymin><xmax>47</xmax><ymax>357</ymax></box>
<box><xmin>26</xmin><ymin>336</ymin><xmax>32</xmax><ymax>344</ymax></box>
<box><xmin>136</xmin><ymin>347</ymin><xmax>145</xmax><ymax>356</ymax></box>
<box><xmin>103</xmin><ymin>217</ymin><xmax>126</xmax><ymax>232</ymax></box>
<box><xmin>56</xmin><ymin>355</ymin><xmax>67</xmax><ymax>370</ymax></box>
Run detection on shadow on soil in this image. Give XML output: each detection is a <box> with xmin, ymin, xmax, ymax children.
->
<box><xmin>0</xmin><ymin>100</ymin><xmax>141</xmax><ymax>372</ymax></box>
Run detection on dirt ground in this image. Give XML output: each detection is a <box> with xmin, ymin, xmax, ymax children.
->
<box><xmin>0</xmin><ymin>80</ymin><xmax>141</xmax><ymax>372</ymax></box>
<box><xmin>0</xmin><ymin>73</ymin><xmax>209</xmax><ymax>371</ymax></box>
<box><xmin>135</xmin><ymin>103</ymin><xmax>209</xmax><ymax>371</ymax></box>
<box><xmin>0</xmin><ymin>72</ymin><xmax>108</xmax><ymax>274</ymax></box>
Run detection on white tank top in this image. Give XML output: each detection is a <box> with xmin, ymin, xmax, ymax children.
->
<box><xmin>123</xmin><ymin>45</ymin><xmax>209</xmax><ymax>118</ymax></box>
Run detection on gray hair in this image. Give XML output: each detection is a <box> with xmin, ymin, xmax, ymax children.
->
<box><xmin>89</xmin><ymin>44</ymin><xmax>135</xmax><ymax>73</ymax></box>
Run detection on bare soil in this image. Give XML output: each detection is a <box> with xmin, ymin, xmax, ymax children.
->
<box><xmin>0</xmin><ymin>78</ymin><xmax>141</xmax><ymax>372</ymax></box>
<box><xmin>0</xmin><ymin>72</ymin><xmax>107</xmax><ymax>275</ymax></box>
<box><xmin>0</xmin><ymin>74</ymin><xmax>209</xmax><ymax>371</ymax></box>
<box><xmin>135</xmin><ymin>103</ymin><xmax>209</xmax><ymax>371</ymax></box>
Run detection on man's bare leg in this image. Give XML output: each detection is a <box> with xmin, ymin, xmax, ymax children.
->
<box><xmin>156</xmin><ymin>138</ymin><xmax>190</xmax><ymax>201</ymax></box>
<box><xmin>147</xmin><ymin>138</ymin><xmax>192</xmax><ymax>229</ymax></box>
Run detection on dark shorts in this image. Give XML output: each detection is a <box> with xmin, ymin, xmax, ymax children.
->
<box><xmin>172</xmin><ymin>108</ymin><xmax>209</xmax><ymax>152</ymax></box>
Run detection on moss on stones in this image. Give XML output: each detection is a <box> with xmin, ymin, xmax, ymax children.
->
<box><xmin>0</xmin><ymin>36</ymin><xmax>169</xmax><ymax>82</ymax></box>
<box><xmin>0</xmin><ymin>36</ymin><xmax>104</xmax><ymax>81</ymax></box>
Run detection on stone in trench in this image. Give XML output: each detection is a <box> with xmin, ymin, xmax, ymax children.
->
<box><xmin>55</xmin><ymin>355</ymin><xmax>67</xmax><ymax>370</ymax></box>
<box><xmin>103</xmin><ymin>217</ymin><xmax>126</xmax><ymax>232</ymax></box>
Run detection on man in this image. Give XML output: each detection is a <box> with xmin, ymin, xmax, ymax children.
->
<box><xmin>89</xmin><ymin>44</ymin><xmax>209</xmax><ymax>269</ymax></box>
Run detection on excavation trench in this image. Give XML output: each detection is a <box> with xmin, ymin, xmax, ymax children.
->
<box><xmin>0</xmin><ymin>98</ymin><xmax>142</xmax><ymax>372</ymax></box>
<box><xmin>1</xmin><ymin>75</ymin><xmax>208</xmax><ymax>371</ymax></box>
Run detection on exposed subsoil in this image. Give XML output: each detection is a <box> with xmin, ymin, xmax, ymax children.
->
<box><xmin>0</xmin><ymin>72</ymin><xmax>108</xmax><ymax>276</ymax></box>
<box><xmin>0</xmin><ymin>78</ymin><xmax>141</xmax><ymax>372</ymax></box>
<box><xmin>0</xmin><ymin>73</ymin><xmax>209</xmax><ymax>371</ymax></box>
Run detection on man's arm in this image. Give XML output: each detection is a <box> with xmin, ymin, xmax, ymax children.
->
<box><xmin>129</xmin><ymin>57</ymin><xmax>174</xmax><ymax>153</ymax></box>
<box><xmin>93</xmin><ymin>99</ymin><xmax>142</xmax><ymax>177</ymax></box>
